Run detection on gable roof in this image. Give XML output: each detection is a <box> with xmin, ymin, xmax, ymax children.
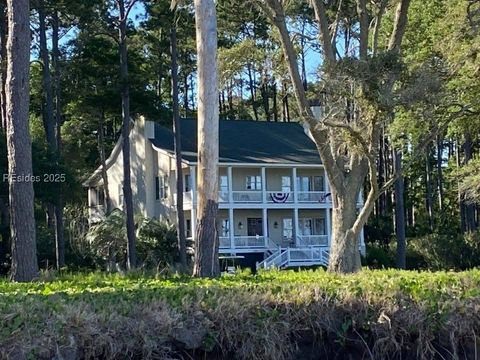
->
<box><xmin>149</xmin><ymin>119</ymin><xmax>322</xmax><ymax>165</ymax></box>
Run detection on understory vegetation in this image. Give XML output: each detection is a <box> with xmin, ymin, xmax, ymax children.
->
<box><xmin>1</xmin><ymin>269</ymin><xmax>480</xmax><ymax>359</ymax></box>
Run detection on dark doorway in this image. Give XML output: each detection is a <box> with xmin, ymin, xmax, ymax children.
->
<box><xmin>247</xmin><ymin>218</ymin><xmax>263</xmax><ymax>236</ymax></box>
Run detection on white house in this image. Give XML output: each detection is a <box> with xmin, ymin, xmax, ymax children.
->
<box><xmin>84</xmin><ymin>117</ymin><xmax>365</xmax><ymax>269</ymax></box>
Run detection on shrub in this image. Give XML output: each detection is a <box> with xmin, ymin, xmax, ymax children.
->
<box><xmin>1</xmin><ymin>270</ymin><xmax>480</xmax><ymax>360</ymax></box>
<box><xmin>85</xmin><ymin>210</ymin><xmax>178</xmax><ymax>271</ymax></box>
<box><xmin>409</xmin><ymin>230</ymin><xmax>480</xmax><ymax>270</ymax></box>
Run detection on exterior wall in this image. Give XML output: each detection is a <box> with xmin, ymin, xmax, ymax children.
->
<box><xmin>231</xmin><ymin>167</ymin><xmax>261</xmax><ymax>190</ymax></box>
<box><xmin>265</xmin><ymin>168</ymin><xmax>292</xmax><ymax>191</ymax></box>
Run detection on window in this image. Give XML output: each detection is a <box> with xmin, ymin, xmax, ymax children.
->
<box><xmin>246</xmin><ymin>175</ymin><xmax>262</xmax><ymax>190</ymax></box>
<box><xmin>118</xmin><ymin>184</ymin><xmax>124</xmax><ymax>206</ymax></box>
<box><xmin>220</xmin><ymin>219</ymin><xmax>229</xmax><ymax>237</ymax></box>
<box><xmin>296</xmin><ymin>175</ymin><xmax>324</xmax><ymax>191</ymax></box>
<box><xmin>282</xmin><ymin>218</ymin><xmax>293</xmax><ymax>239</ymax></box>
<box><xmin>220</xmin><ymin>175</ymin><xmax>228</xmax><ymax>192</ymax></box>
<box><xmin>186</xmin><ymin>219</ymin><xmax>192</xmax><ymax>238</ymax></box>
<box><xmin>281</xmin><ymin>176</ymin><xmax>291</xmax><ymax>192</ymax></box>
<box><xmin>299</xmin><ymin>218</ymin><xmax>312</xmax><ymax>236</ymax></box>
<box><xmin>156</xmin><ymin>175</ymin><xmax>168</xmax><ymax>200</ymax></box>
<box><xmin>299</xmin><ymin>218</ymin><xmax>326</xmax><ymax>235</ymax></box>
<box><xmin>313</xmin><ymin>176</ymin><xmax>324</xmax><ymax>191</ymax></box>
<box><xmin>155</xmin><ymin>176</ymin><xmax>160</xmax><ymax>200</ymax></box>
<box><xmin>98</xmin><ymin>187</ymin><xmax>105</xmax><ymax>206</ymax></box>
<box><xmin>185</xmin><ymin>174</ymin><xmax>191</xmax><ymax>192</ymax></box>
<box><xmin>314</xmin><ymin>218</ymin><xmax>326</xmax><ymax>235</ymax></box>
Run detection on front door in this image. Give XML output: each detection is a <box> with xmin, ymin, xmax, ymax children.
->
<box><xmin>247</xmin><ymin>218</ymin><xmax>263</xmax><ymax>236</ymax></box>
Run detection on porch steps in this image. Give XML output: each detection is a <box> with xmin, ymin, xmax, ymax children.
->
<box><xmin>256</xmin><ymin>246</ymin><xmax>330</xmax><ymax>270</ymax></box>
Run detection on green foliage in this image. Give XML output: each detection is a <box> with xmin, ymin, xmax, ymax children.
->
<box><xmin>85</xmin><ymin>210</ymin><xmax>178</xmax><ymax>270</ymax></box>
<box><xmin>409</xmin><ymin>231</ymin><xmax>480</xmax><ymax>270</ymax></box>
<box><xmin>0</xmin><ymin>270</ymin><xmax>480</xmax><ymax>359</ymax></box>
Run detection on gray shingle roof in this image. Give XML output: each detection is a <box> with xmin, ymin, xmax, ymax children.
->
<box><xmin>149</xmin><ymin>119</ymin><xmax>322</xmax><ymax>164</ymax></box>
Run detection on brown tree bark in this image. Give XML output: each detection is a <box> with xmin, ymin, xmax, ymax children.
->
<box><xmin>118</xmin><ymin>0</ymin><xmax>136</xmax><ymax>270</ymax></box>
<box><xmin>98</xmin><ymin>109</ymin><xmax>111</xmax><ymax>214</ymax></box>
<box><xmin>257</xmin><ymin>0</ymin><xmax>412</xmax><ymax>273</ymax></box>
<box><xmin>193</xmin><ymin>0</ymin><xmax>220</xmax><ymax>278</ymax></box>
<box><xmin>394</xmin><ymin>149</ymin><xmax>406</xmax><ymax>269</ymax></box>
<box><xmin>38</xmin><ymin>0</ymin><xmax>56</xmax><ymax>148</ymax></box>
<box><xmin>6</xmin><ymin>0</ymin><xmax>39</xmax><ymax>281</ymax></box>
<box><xmin>171</xmin><ymin>24</ymin><xmax>187</xmax><ymax>268</ymax></box>
<box><xmin>51</xmin><ymin>9</ymin><xmax>64</xmax><ymax>269</ymax></box>
<box><xmin>0</xmin><ymin>0</ymin><xmax>7</xmax><ymax>130</ymax></box>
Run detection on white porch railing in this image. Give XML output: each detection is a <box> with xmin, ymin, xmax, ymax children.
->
<box><xmin>219</xmin><ymin>236</ymin><xmax>230</xmax><ymax>247</ymax></box>
<box><xmin>219</xmin><ymin>235</ymin><xmax>267</xmax><ymax>249</ymax></box>
<box><xmin>232</xmin><ymin>191</ymin><xmax>262</xmax><ymax>203</ymax></box>
<box><xmin>257</xmin><ymin>246</ymin><xmax>330</xmax><ymax>269</ymax></box>
<box><xmin>288</xmin><ymin>247</ymin><xmax>329</xmax><ymax>266</ymax></box>
<box><xmin>218</xmin><ymin>191</ymin><xmax>229</xmax><ymax>203</ymax></box>
<box><xmin>297</xmin><ymin>235</ymin><xmax>328</xmax><ymax>246</ymax></box>
<box><xmin>297</xmin><ymin>191</ymin><xmax>331</xmax><ymax>203</ymax></box>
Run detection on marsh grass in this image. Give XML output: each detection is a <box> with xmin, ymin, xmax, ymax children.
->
<box><xmin>1</xmin><ymin>269</ymin><xmax>479</xmax><ymax>359</ymax></box>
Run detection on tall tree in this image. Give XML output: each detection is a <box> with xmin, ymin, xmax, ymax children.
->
<box><xmin>170</xmin><ymin>20</ymin><xmax>187</xmax><ymax>268</ymax></box>
<box><xmin>6</xmin><ymin>0</ymin><xmax>39</xmax><ymax>281</ymax></box>
<box><xmin>256</xmin><ymin>0</ymin><xmax>412</xmax><ymax>273</ymax></box>
<box><xmin>117</xmin><ymin>0</ymin><xmax>137</xmax><ymax>270</ymax></box>
<box><xmin>193</xmin><ymin>0</ymin><xmax>220</xmax><ymax>277</ymax></box>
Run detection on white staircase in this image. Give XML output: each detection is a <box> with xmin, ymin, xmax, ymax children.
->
<box><xmin>256</xmin><ymin>243</ymin><xmax>330</xmax><ymax>270</ymax></box>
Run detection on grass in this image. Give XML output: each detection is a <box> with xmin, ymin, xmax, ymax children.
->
<box><xmin>1</xmin><ymin>269</ymin><xmax>480</xmax><ymax>359</ymax></box>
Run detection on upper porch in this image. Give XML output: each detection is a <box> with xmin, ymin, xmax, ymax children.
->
<box><xmin>174</xmin><ymin>165</ymin><xmax>363</xmax><ymax>209</ymax></box>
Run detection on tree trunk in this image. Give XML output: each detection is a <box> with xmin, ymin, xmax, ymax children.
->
<box><xmin>118</xmin><ymin>0</ymin><xmax>136</xmax><ymax>270</ymax></box>
<box><xmin>51</xmin><ymin>10</ymin><xmax>64</xmax><ymax>269</ymax></box>
<box><xmin>38</xmin><ymin>0</ymin><xmax>56</xmax><ymax>148</ymax></box>
<box><xmin>272</xmin><ymin>80</ymin><xmax>278</xmax><ymax>122</ymax></box>
<box><xmin>425</xmin><ymin>147</ymin><xmax>434</xmax><ymax>231</ymax></box>
<box><xmin>193</xmin><ymin>0</ymin><xmax>220</xmax><ymax>278</ymax></box>
<box><xmin>98</xmin><ymin>109</ymin><xmax>111</xmax><ymax>213</ymax></box>
<box><xmin>6</xmin><ymin>0</ymin><xmax>39</xmax><ymax>282</ymax></box>
<box><xmin>436</xmin><ymin>134</ymin><xmax>444</xmax><ymax>211</ymax></box>
<box><xmin>463</xmin><ymin>135</ymin><xmax>477</xmax><ymax>232</ymax></box>
<box><xmin>394</xmin><ymin>149</ymin><xmax>406</xmax><ymax>269</ymax></box>
<box><xmin>247</xmin><ymin>64</ymin><xmax>259</xmax><ymax>121</ymax></box>
<box><xmin>171</xmin><ymin>25</ymin><xmax>187</xmax><ymax>269</ymax></box>
<box><xmin>0</xmin><ymin>0</ymin><xmax>7</xmax><ymax>130</ymax></box>
<box><xmin>328</xmin><ymin>187</ymin><xmax>362</xmax><ymax>273</ymax></box>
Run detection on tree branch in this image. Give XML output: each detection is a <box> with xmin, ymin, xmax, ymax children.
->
<box><xmin>388</xmin><ymin>0</ymin><xmax>412</xmax><ymax>52</ymax></box>
<box><xmin>309</xmin><ymin>0</ymin><xmax>336</xmax><ymax>64</ymax></box>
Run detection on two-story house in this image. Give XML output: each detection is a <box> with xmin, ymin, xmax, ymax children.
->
<box><xmin>84</xmin><ymin>117</ymin><xmax>365</xmax><ymax>269</ymax></box>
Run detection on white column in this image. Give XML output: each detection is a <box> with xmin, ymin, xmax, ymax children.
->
<box><xmin>227</xmin><ymin>166</ymin><xmax>233</xmax><ymax>203</ymax></box>
<box><xmin>261</xmin><ymin>167</ymin><xmax>266</xmax><ymax>203</ymax></box>
<box><xmin>293</xmin><ymin>208</ymin><xmax>299</xmax><ymax>245</ymax></box>
<box><xmin>229</xmin><ymin>208</ymin><xmax>234</xmax><ymax>250</ymax></box>
<box><xmin>191</xmin><ymin>207</ymin><xmax>197</xmax><ymax>242</ymax></box>
<box><xmin>324</xmin><ymin>172</ymin><xmax>330</xmax><ymax>192</ymax></box>
<box><xmin>292</xmin><ymin>167</ymin><xmax>297</xmax><ymax>204</ymax></box>
<box><xmin>326</xmin><ymin>208</ymin><xmax>331</xmax><ymax>247</ymax></box>
<box><xmin>190</xmin><ymin>166</ymin><xmax>196</xmax><ymax>205</ymax></box>
<box><xmin>262</xmin><ymin>208</ymin><xmax>268</xmax><ymax>247</ymax></box>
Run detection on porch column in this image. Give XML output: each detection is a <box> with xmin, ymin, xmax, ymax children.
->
<box><xmin>292</xmin><ymin>167</ymin><xmax>297</xmax><ymax>204</ymax></box>
<box><xmin>261</xmin><ymin>167</ymin><xmax>266</xmax><ymax>203</ymax></box>
<box><xmin>227</xmin><ymin>166</ymin><xmax>233</xmax><ymax>203</ymax></box>
<box><xmin>190</xmin><ymin>165</ymin><xmax>196</xmax><ymax>205</ymax></box>
<box><xmin>324</xmin><ymin>172</ymin><xmax>330</xmax><ymax>192</ymax></box>
<box><xmin>293</xmin><ymin>207</ymin><xmax>299</xmax><ymax>246</ymax></box>
<box><xmin>326</xmin><ymin>208</ymin><xmax>331</xmax><ymax>247</ymax></box>
<box><xmin>229</xmin><ymin>208</ymin><xmax>234</xmax><ymax>250</ymax></box>
<box><xmin>191</xmin><ymin>207</ymin><xmax>197</xmax><ymax>243</ymax></box>
<box><xmin>262</xmin><ymin>208</ymin><xmax>268</xmax><ymax>247</ymax></box>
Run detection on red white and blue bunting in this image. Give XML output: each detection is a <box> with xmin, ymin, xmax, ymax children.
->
<box><xmin>270</xmin><ymin>192</ymin><xmax>290</xmax><ymax>203</ymax></box>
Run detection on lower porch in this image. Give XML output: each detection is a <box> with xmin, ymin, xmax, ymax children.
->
<box><xmin>185</xmin><ymin>208</ymin><xmax>331</xmax><ymax>253</ymax></box>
